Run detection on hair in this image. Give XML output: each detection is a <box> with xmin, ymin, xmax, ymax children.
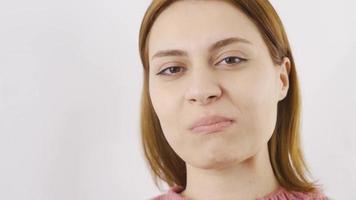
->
<box><xmin>138</xmin><ymin>0</ymin><xmax>321</xmax><ymax>193</ymax></box>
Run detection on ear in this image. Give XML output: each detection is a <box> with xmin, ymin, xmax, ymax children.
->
<box><xmin>278</xmin><ymin>57</ymin><xmax>291</xmax><ymax>101</ymax></box>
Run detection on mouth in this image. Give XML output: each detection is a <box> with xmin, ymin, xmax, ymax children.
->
<box><xmin>189</xmin><ymin>115</ymin><xmax>235</xmax><ymax>134</ymax></box>
<box><xmin>190</xmin><ymin>120</ymin><xmax>234</xmax><ymax>134</ymax></box>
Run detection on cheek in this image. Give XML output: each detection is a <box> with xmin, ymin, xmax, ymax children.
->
<box><xmin>149</xmin><ymin>81</ymin><xmax>171</xmax><ymax>115</ymax></box>
<box><xmin>236</xmin><ymin>63</ymin><xmax>278</xmax><ymax>107</ymax></box>
<box><xmin>149</xmin><ymin>83</ymin><xmax>182</xmax><ymax>136</ymax></box>
<box><xmin>229</xmin><ymin>67</ymin><xmax>278</xmax><ymax>136</ymax></box>
<box><xmin>149</xmin><ymin>81</ymin><xmax>194</xmax><ymax>160</ymax></box>
<box><xmin>150</xmin><ymin>87</ymin><xmax>187</xmax><ymax>158</ymax></box>
<box><xmin>244</xmin><ymin>74</ymin><xmax>278</xmax><ymax>140</ymax></box>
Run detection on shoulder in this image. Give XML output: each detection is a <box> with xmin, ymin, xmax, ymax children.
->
<box><xmin>149</xmin><ymin>186</ymin><xmax>330</xmax><ymax>200</ymax></box>
<box><xmin>149</xmin><ymin>185</ymin><xmax>186</xmax><ymax>200</ymax></box>
<box><xmin>260</xmin><ymin>187</ymin><xmax>330</xmax><ymax>200</ymax></box>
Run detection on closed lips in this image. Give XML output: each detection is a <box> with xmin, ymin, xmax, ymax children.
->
<box><xmin>189</xmin><ymin>115</ymin><xmax>234</xmax><ymax>130</ymax></box>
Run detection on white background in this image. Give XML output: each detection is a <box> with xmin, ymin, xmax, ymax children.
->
<box><xmin>0</xmin><ymin>0</ymin><xmax>355</xmax><ymax>199</ymax></box>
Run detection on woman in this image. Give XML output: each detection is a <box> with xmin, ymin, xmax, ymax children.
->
<box><xmin>138</xmin><ymin>0</ymin><xmax>329</xmax><ymax>199</ymax></box>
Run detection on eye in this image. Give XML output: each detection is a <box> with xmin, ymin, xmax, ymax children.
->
<box><xmin>217</xmin><ymin>56</ymin><xmax>246</xmax><ymax>65</ymax></box>
<box><xmin>157</xmin><ymin>66</ymin><xmax>185</xmax><ymax>76</ymax></box>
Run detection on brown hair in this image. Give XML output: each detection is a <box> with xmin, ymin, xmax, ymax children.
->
<box><xmin>138</xmin><ymin>0</ymin><xmax>321</xmax><ymax>193</ymax></box>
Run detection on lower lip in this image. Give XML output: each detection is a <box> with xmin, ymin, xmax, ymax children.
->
<box><xmin>190</xmin><ymin>120</ymin><xmax>233</xmax><ymax>134</ymax></box>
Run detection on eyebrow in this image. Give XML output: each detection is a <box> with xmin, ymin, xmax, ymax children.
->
<box><xmin>151</xmin><ymin>37</ymin><xmax>252</xmax><ymax>60</ymax></box>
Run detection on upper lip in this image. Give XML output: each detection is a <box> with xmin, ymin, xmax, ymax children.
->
<box><xmin>189</xmin><ymin>115</ymin><xmax>234</xmax><ymax>130</ymax></box>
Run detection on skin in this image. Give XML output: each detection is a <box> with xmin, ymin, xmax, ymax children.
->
<box><xmin>148</xmin><ymin>1</ymin><xmax>290</xmax><ymax>199</ymax></box>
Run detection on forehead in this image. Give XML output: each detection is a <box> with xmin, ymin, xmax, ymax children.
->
<box><xmin>148</xmin><ymin>0</ymin><xmax>264</xmax><ymax>58</ymax></box>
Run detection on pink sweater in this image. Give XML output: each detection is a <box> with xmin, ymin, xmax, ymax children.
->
<box><xmin>150</xmin><ymin>185</ymin><xmax>329</xmax><ymax>200</ymax></box>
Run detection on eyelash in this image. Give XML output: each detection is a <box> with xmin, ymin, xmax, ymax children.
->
<box><xmin>156</xmin><ymin>56</ymin><xmax>247</xmax><ymax>76</ymax></box>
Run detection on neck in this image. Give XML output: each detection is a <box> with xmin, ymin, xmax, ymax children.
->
<box><xmin>180</xmin><ymin>145</ymin><xmax>280</xmax><ymax>200</ymax></box>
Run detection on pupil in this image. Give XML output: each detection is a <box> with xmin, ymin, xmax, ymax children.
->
<box><xmin>170</xmin><ymin>67</ymin><xmax>180</xmax><ymax>73</ymax></box>
<box><xmin>226</xmin><ymin>57</ymin><xmax>236</xmax><ymax>63</ymax></box>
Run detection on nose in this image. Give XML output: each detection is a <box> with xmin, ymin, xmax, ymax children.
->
<box><xmin>184</xmin><ymin>68</ymin><xmax>222</xmax><ymax>105</ymax></box>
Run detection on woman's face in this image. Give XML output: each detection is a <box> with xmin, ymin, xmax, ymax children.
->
<box><xmin>148</xmin><ymin>1</ymin><xmax>289</xmax><ymax>169</ymax></box>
